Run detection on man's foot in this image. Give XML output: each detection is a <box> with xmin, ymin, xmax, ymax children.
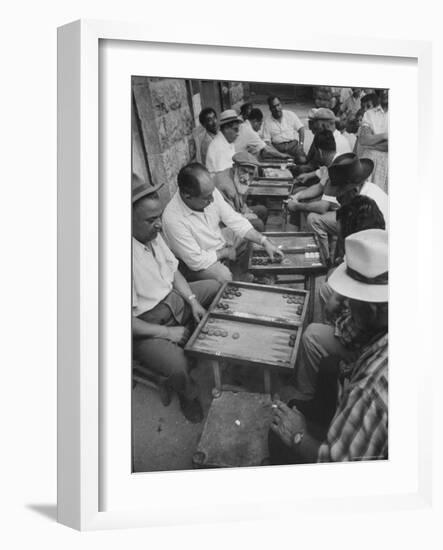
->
<box><xmin>178</xmin><ymin>396</ymin><xmax>204</xmax><ymax>423</ymax></box>
<box><xmin>158</xmin><ymin>380</ymin><xmax>172</xmax><ymax>407</ymax></box>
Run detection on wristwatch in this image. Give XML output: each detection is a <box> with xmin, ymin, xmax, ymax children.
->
<box><xmin>292</xmin><ymin>431</ymin><xmax>304</xmax><ymax>446</ymax></box>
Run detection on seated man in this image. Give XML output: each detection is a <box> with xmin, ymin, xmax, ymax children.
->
<box><xmin>304</xmin><ymin>153</ymin><xmax>382</xmax><ymax>265</ymax></box>
<box><xmin>213</xmin><ymin>151</ymin><xmax>268</xmax><ymax>232</ymax></box>
<box><xmin>132</xmin><ymin>177</ymin><xmax>220</xmax><ymax>423</ymax></box>
<box><xmin>162</xmin><ymin>162</ymin><xmax>283</xmax><ymax>283</ymax></box>
<box><xmin>262</xmin><ymin>96</ymin><xmax>307</xmax><ymax>164</ymax></box>
<box><xmin>235</xmin><ymin>108</ymin><xmax>292</xmax><ymax>161</ymax></box>
<box><xmin>292</xmin><ymin>108</ymin><xmax>351</xmax><ymax>179</ymax></box>
<box><xmin>270</xmin><ymin>229</ymin><xmax>388</xmax><ymax>463</ymax></box>
<box><xmin>206</xmin><ymin>109</ymin><xmax>242</xmax><ymax>173</ymax></box>
<box><xmin>286</xmin><ymin>130</ymin><xmax>340</xmax><ymax>254</ymax></box>
<box><xmin>196</xmin><ymin>107</ymin><xmax>218</xmax><ymax>166</ymax></box>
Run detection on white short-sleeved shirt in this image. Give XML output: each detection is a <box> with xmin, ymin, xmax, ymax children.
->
<box><xmin>360</xmin><ymin>181</ymin><xmax>389</xmax><ymax>224</ymax></box>
<box><xmin>235</xmin><ymin>120</ymin><xmax>266</xmax><ymax>156</ymax></box>
<box><xmin>162</xmin><ymin>188</ymin><xmax>253</xmax><ymax>271</ymax></box>
<box><xmin>361</xmin><ymin>106</ymin><xmax>388</xmax><ymax>134</ymax></box>
<box><xmin>132</xmin><ymin>234</ymin><xmax>178</xmax><ymax>317</ymax></box>
<box><xmin>205</xmin><ymin>131</ymin><xmax>236</xmax><ymax>173</ymax></box>
<box><xmin>333</xmin><ymin>129</ymin><xmax>352</xmax><ymax>156</ymax></box>
<box><xmin>263</xmin><ymin>110</ymin><xmax>304</xmax><ymax>144</ymax></box>
<box><xmin>322</xmin><ymin>181</ymin><xmax>389</xmax><ymax>220</ymax></box>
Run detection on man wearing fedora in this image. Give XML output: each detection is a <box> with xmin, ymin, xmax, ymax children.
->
<box><xmin>132</xmin><ymin>175</ymin><xmax>220</xmax><ymax>423</ymax></box>
<box><xmin>206</xmin><ymin>109</ymin><xmax>242</xmax><ymax>173</ymax></box>
<box><xmin>306</xmin><ymin>152</ymin><xmax>387</xmax><ymax>264</ymax></box>
<box><xmin>270</xmin><ymin>229</ymin><xmax>388</xmax><ymax>463</ymax></box>
<box><xmin>162</xmin><ymin>163</ymin><xmax>283</xmax><ymax>283</ymax></box>
<box><xmin>213</xmin><ymin>151</ymin><xmax>268</xmax><ymax>232</ymax></box>
<box><xmin>262</xmin><ymin>96</ymin><xmax>307</xmax><ymax>164</ymax></box>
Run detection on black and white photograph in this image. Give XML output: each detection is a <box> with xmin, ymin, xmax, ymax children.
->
<box><xmin>131</xmin><ymin>77</ymin><xmax>389</xmax><ymax>472</ymax></box>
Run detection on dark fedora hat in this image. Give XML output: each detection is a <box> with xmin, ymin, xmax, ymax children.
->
<box><xmin>328</xmin><ymin>153</ymin><xmax>374</xmax><ymax>188</ymax></box>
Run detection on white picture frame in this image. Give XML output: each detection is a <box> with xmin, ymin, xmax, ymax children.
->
<box><xmin>57</xmin><ymin>19</ymin><xmax>433</xmax><ymax>531</ymax></box>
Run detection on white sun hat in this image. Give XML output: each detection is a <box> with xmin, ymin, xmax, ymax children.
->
<box><xmin>328</xmin><ymin>229</ymin><xmax>388</xmax><ymax>303</ymax></box>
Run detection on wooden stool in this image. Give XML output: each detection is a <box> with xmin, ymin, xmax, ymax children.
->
<box><xmin>193</xmin><ymin>390</ymin><xmax>273</xmax><ymax>468</ymax></box>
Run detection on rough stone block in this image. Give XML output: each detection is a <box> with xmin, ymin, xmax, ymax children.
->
<box><xmin>149</xmin><ymin>79</ymin><xmax>188</xmax><ymax>116</ymax></box>
<box><xmin>156</xmin><ymin>108</ymin><xmax>193</xmax><ymax>148</ymax></box>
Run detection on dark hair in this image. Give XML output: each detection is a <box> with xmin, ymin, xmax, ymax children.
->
<box><xmin>345</xmin><ymin>117</ymin><xmax>360</xmax><ymax>134</ymax></box>
<box><xmin>313</xmin><ymin>129</ymin><xmax>336</xmax><ymax>152</ymax></box>
<box><xmin>361</xmin><ymin>93</ymin><xmax>379</xmax><ymax>108</ymax></box>
<box><xmin>337</xmin><ymin>195</ymin><xmax>386</xmax><ymax>240</ymax></box>
<box><xmin>177</xmin><ymin>162</ymin><xmax>208</xmax><ymax>197</ymax></box>
<box><xmin>247</xmin><ymin>108</ymin><xmax>264</xmax><ymax>122</ymax></box>
<box><xmin>198</xmin><ymin>107</ymin><xmax>216</xmax><ymax>126</ymax></box>
<box><xmin>267</xmin><ymin>95</ymin><xmax>280</xmax><ymax>108</ymax></box>
<box><xmin>240</xmin><ymin>102</ymin><xmax>253</xmax><ymax>118</ymax></box>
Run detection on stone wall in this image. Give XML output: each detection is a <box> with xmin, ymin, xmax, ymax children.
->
<box><xmin>132</xmin><ymin>77</ymin><xmax>195</xmax><ymax>202</ymax></box>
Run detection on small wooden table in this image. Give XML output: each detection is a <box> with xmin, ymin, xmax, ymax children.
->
<box><xmin>185</xmin><ymin>281</ymin><xmax>310</xmax><ymax>394</ymax></box>
<box><xmin>245</xmin><ymin>180</ymin><xmax>294</xmax><ymax>230</ymax></box>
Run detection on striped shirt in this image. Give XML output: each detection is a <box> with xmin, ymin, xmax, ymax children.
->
<box><xmin>318</xmin><ymin>332</ymin><xmax>388</xmax><ymax>462</ymax></box>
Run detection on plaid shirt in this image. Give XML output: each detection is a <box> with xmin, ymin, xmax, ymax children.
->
<box><xmin>334</xmin><ymin>309</ymin><xmax>374</xmax><ymax>350</ymax></box>
<box><xmin>318</xmin><ymin>333</ymin><xmax>388</xmax><ymax>462</ymax></box>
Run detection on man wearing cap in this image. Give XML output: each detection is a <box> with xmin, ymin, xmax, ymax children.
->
<box><xmin>292</xmin><ymin>108</ymin><xmax>352</xmax><ymax>179</ymax></box>
<box><xmin>162</xmin><ymin>163</ymin><xmax>283</xmax><ymax>283</ymax></box>
<box><xmin>206</xmin><ymin>109</ymin><xmax>242</xmax><ymax>173</ymax></box>
<box><xmin>309</xmin><ymin>108</ymin><xmax>352</xmax><ymax>157</ymax></box>
<box><xmin>132</xmin><ymin>174</ymin><xmax>220</xmax><ymax>423</ymax></box>
<box><xmin>235</xmin><ymin>108</ymin><xmax>293</xmax><ymax>161</ymax></box>
<box><xmin>262</xmin><ymin>96</ymin><xmax>306</xmax><ymax>164</ymax></box>
<box><xmin>213</xmin><ymin>151</ymin><xmax>268</xmax><ymax>232</ymax></box>
<box><xmin>270</xmin><ymin>229</ymin><xmax>388</xmax><ymax>463</ymax></box>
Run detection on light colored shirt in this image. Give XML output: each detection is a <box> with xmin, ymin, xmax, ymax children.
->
<box><xmin>333</xmin><ymin>129</ymin><xmax>352</xmax><ymax>156</ymax></box>
<box><xmin>162</xmin><ymin>188</ymin><xmax>253</xmax><ymax>271</ymax></box>
<box><xmin>235</xmin><ymin>120</ymin><xmax>266</xmax><ymax>156</ymax></box>
<box><xmin>206</xmin><ymin>131</ymin><xmax>236</xmax><ymax>173</ymax></box>
<box><xmin>342</xmin><ymin>131</ymin><xmax>357</xmax><ymax>151</ymax></box>
<box><xmin>199</xmin><ymin>130</ymin><xmax>216</xmax><ymax>166</ymax></box>
<box><xmin>360</xmin><ymin>181</ymin><xmax>389</xmax><ymax>224</ymax></box>
<box><xmin>132</xmin><ymin>235</ymin><xmax>178</xmax><ymax>317</ymax></box>
<box><xmin>263</xmin><ymin>110</ymin><xmax>304</xmax><ymax>144</ymax></box>
<box><xmin>361</xmin><ymin>106</ymin><xmax>388</xmax><ymax>134</ymax></box>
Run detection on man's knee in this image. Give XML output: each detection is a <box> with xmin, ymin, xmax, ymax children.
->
<box><xmin>250</xmin><ymin>217</ymin><xmax>265</xmax><ymax>233</ymax></box>
<box><xmin>208</xmin><ymin>262</ymin><xmax>233</xmax><ymax>283</ymax></box>
<box><xmin>190</xmin><ymin>279</ymin><xmax>221</xmax><ymax>306</ymax></box>
<box><xmin>307</xmin><ymin>212</ymin><xmax>321</xmax><ymax>231</ymax></box>
<box><xmin>251</xmin><ymin>204</ymin><xmax>268</xmax><ymax>223</ymax></box>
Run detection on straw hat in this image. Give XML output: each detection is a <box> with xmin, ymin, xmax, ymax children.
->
<box><xmin>328</xmin><ymin>229</ymin><xmax>388</xmax><ymax>302</ymax></box>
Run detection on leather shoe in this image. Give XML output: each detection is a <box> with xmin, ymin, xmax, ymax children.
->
<box><xmin>178</xmin><ymin>396</ymin><xmax>204</xmax><ymax>423</ymax></box>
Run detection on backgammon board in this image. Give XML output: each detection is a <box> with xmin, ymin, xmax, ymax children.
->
<box><xmin>248</xmin><ymin>232</ymin><xmax>328</xmax><ymax>275</ymax></box>
<box><xmin>185</xmin><ymin>282</ymin><xmax>309</xmax><ymax>371</ymax></box>
<box><xmin>246</xmin><ymin>180</ymin><xmax>293</xmax><ymax>198</ymax></box>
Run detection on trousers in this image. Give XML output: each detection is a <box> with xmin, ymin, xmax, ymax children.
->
<box><xmin>306</xmin><ymin>210</ymin><xmax>338</xmax><ymax>261</ymax></box>
<box><xmin>133</xmin><ymin>280</ymin><xmax>220</xmax><ymax>399</ymax></box>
